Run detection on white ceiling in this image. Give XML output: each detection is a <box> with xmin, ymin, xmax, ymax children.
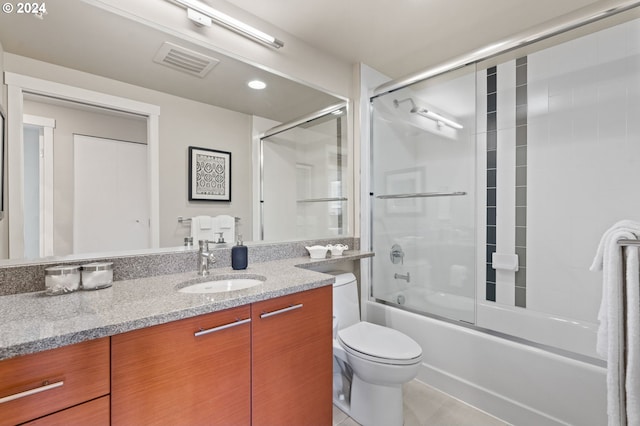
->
<box><xmin>0</xmin><ymin>0</ymin><xmax>618</xmax><ymax>122</ymax></box>
<box><xmin>0</xmin><ymin>0</ymin><xmax>341</xmax><ymax>123</ymax></box>
<box><xmin>224</xmin><ymin>0</ymin><xmax>603</xmax><ymax>79</ymax></box>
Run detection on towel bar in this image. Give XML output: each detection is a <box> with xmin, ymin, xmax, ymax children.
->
<box><xmin>178</xmin><ymin>216</ymin><xmax>240</xmax><ymax>224</ymax></box>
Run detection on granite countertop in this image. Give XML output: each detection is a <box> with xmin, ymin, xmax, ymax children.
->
<box><xmin>0</xmin><ymin>251</ymin><xmax>373</xmax><ymax>361</ymax></box>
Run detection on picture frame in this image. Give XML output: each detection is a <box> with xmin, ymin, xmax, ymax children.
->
<box><xmin>188</xmin><ymin>146</ymin><xmax>231</xmax><ymax>202</ymax></box>
<box><xmin>384</xmin><ymin>167</ymin><xmax>424</xmax><ymax>216</ymax></box>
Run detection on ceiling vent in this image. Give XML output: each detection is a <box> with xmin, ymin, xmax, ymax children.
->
<box><xmin>153</xmin><ymin>42</ymin><xmax>219</xmax><ymax>78</ymax></box>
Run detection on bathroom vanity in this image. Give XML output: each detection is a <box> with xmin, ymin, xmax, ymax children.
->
<box><xmin>111</xmin><ymin>286</ymin><xmax>331</xmax><ymax>425</ymax></box>
<box><xmin>0</xmin><ymin>250</ymin><xmax>372</xmax><ymax>425</ymax></box>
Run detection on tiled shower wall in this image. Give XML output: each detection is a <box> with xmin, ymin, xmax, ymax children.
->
<box><xmin>525</xmin><ymin>17</ymin><xmax>640</xmax><ymax>322</ymax></box>
<box><xmin>480</xmin><ymin>17</ymin><xmax>640</xmax><ymax>324</ymax></box>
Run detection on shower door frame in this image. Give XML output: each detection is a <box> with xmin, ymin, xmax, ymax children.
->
<box><xmin>258</xmin><ymin>102</ymin><xmax>350</xmax><ymax>241</ymax></box>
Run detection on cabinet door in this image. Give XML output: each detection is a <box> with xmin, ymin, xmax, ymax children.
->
<box><xmin>0</xmin><ymin>338</ymin><xmax>110</xmax><ymax>426</ymax></box>
<box><xmin>112</xmin><ymin>306</ymin><xmax>251</xmax><ymax>426</ymax></box>
<box><xmin>252</xmin><ymin>286</ymin><xmax>332</xmax><ymax>425</ymax></box>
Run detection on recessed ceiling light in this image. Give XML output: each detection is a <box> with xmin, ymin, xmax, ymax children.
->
<box><xmin>248</xmin><ymin>80</ymin><xmax>267</xmax><ymax>90</ymax></box>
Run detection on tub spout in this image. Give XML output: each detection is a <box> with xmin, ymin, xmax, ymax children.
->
<box><xmin>394</xmin><ymin>272</ymin><xmax>410</xmax><ymax>282</ymax></box>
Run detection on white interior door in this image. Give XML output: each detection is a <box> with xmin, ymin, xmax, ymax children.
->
<box><xmin>73</xmin><ymin>135</ymin><xmax>149</xmax><ymax>254</ymax></box>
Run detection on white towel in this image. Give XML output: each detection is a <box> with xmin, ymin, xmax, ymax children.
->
<box><xmin>590</xmin><ymin>220</ymin><xmax>640</xmax><ymax>426</ymax></box>
<box><xmin>190</xmin><ymin>215</ymin><xmax>216</xmax><ymax>242</ymax></box>
<box><xmin>213</xmin><ymin>215</ymin><xmax>236</xmax><ymax>244</ymax></box>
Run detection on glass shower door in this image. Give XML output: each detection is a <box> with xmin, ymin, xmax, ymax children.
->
<box><xmin>261</xmin><ymin>108</ymin><xmax>348</xmax><ymax>241</ymax></box>
<box><xmin>370</xmin><ymin>66</ymin><xmax>476</xmax><ymax>323</ymax></box>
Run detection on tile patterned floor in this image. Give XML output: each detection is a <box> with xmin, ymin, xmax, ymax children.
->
<box><xmin>333</xmin><ymin>379</ymin><xmax>510</xmax><ymax>426</ymax></box>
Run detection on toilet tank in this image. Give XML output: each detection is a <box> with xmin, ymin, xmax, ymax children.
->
<box><xmin>331</xmin><ymin>272</ymin><xmax>360</xmax><ymax>330</ymax></box>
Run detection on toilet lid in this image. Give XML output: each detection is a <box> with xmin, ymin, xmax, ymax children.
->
<box><xmin>337</xmin><ymin>322</ymin><xmax>422</xmax><ymax>364</ymax></box>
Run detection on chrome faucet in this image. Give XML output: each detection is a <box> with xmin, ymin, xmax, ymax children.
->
<box><xmin>198</xmin><ymin>240</ymin><xmax>216</xmax><ymax>276</ymax></box>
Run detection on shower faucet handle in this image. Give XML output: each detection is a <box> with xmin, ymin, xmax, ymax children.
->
<box><xmin>390</xmin><ymin>244</ymin><xmax>405</xmax><ymax>265</ymax></box>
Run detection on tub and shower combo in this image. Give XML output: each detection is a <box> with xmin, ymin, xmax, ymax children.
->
<box><xmin>362</xmin><ymin>3</ymin><xmax>640</xmax><ymax>425</ymax></box>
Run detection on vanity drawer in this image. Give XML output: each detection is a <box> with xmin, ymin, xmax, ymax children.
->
<box><xmin>22</xmin><ymin>395</ymin><xmax>110</xmax><ymax>426</ymax></box>
<box><xmin>0</xmin><ymin>337</ymin><xmax>110</xmax><ymax>426</ymax></box>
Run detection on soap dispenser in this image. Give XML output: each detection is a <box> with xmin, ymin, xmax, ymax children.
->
<box><xmin>231</xmin><ymin>236</ymin><xmax>248</xmax><ymax>270</ymax></box>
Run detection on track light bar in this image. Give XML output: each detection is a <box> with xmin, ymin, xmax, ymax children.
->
<box><xmin>172</xmin><ymin>0</ymin><xmax>284</xmax><ymax>49</ymax></box>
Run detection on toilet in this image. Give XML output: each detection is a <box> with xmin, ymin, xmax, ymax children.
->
<box><xmin>331</xmin><ymin>272</ymin><xmax>423</xmax><ymax>426</ymax></box>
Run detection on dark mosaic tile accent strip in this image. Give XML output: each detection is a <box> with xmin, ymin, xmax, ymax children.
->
<box><xmin>0</xmin><ymin>237</ymin><xmax>359</xmax><ymax>296</ymax></box>
<box><xmin>515</xmin><ymin>57</ymin><xmax>528</xmax><ymax>308</ymax></box>
<box><xmin>486</xmin><ymin>66</ymin><xmax>497</xmax><ymax>302</ymax></box>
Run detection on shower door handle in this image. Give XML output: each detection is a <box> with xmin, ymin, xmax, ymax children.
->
<box><xmin>390</xmin><ymin>244</ymin><xmax>404</xmax><ymax>265</ymax></box>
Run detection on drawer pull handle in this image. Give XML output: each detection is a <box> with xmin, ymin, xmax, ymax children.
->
<box><xmin>194</xmin><ymin>318</ymin><xmax>251</xmax><ymax>337</ymax></box>
<box><xmin>0</xmin><ymin>380</ymin><xmax>64</xmax><ymax>404</ymax></box>
<box><xmin>260</xmin><ymin>303</ymin><xmax>303</xmax><ymax>319</ymax></box>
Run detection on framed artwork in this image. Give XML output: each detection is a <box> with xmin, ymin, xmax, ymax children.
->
<box><xmin>188</xmin><ymin>146</ymin><xmax>231</xmax><ymax>202</ymax></box>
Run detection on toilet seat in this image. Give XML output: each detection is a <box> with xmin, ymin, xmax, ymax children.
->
<box><xmin>337</xmin><ymin>322</ymin><xmax>422</xmax><ymax>365</ymax></box>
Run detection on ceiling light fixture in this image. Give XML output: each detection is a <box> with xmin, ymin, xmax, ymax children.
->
<box><xmin>393</xmin><ymin>98</ymin><xmax>463</xmax><ymax>130</ymax></box>
<box><xmin>411</xmin><ymin>107</ymin><xmax>463</xmax><ymax>129</ymax></box>
<box><xmin>172</xmin><ymin>0</ymin><xmax>284</xmax><ymax>49</ymax></box>
<box><xmin>248</xmin><ymin>80</ymin><xmax>267</xmax><ymax>90</ymax></box>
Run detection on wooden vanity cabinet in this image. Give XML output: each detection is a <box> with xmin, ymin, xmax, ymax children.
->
<box><xmin>252</xmin><ymin>285</ymin><xmax>333</xmax><ymax>425</ymax></box>
<box><xmin>111</xmin><ymin>305</ymin><xmax>252</xmax><ymax>426</ymax></box>
<box><xmin>0</xmin><ymin>337</ymin><xmax>110</xmax><ymax>426</ymax></box>
<box><xmin>2</xmin><ymin>286</ymin><xmax>332</xmax><ymax>425</ymax></box>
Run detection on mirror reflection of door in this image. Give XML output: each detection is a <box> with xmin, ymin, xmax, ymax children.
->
<box><xmin>73</xmin><ymin>135</ymin><xmax>149</xmax><ymax>254</ymax></box>
<box><xmin>15</xmin><ymin>91</ymin><xmax>151</xmax><ymax>259</ymax></box>
<box><xmin>22</xmin><ymin>115</ymin><xmax>55</xmax><ymax>259</ymax></box>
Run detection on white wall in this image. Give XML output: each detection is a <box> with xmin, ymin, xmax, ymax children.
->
<box><xmin>4</xmin><ymin>53</ymin><xmax>255</xmax><ymax>249</ymax></box>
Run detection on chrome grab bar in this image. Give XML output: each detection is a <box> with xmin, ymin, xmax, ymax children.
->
<box><xmin>194</xmin><ymin>318</ymin><xmax>251</xmax><ymax>337</ymax></box>
<box><xmin>260</xmin><ymin>303</ymin><xmax>303</xmax><ymax>319</ymax></box>
<box><xmin>0</xmin><ymin>380</ymin><xmax>64</xmax><ymax>404</ymax></box>
<box><xmin>376</xmin><ymin>191</ymin><xmax>466</xmax><ymax>199</ymax></box>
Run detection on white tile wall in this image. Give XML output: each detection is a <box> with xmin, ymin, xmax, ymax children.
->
<box><xmin>526</xmin><ymin>17</ymin><xmax>640</xmax><ymax>323</ymax></box>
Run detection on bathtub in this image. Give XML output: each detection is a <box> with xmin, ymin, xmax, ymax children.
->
<box><xmin>364</xmin><ymin>298</ymin><xmax>607</xmax><ymax>425</ymax></box>
<box><xmin>387</xmin><ymin>287</ymin><xmax>601</xmax><ymax>360</ymax></box>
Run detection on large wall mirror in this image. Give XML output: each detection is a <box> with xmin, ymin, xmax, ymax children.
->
<box><xmin>0</xmin><ymin>0</ymin><xmax>350</xmax><ymax>263</ymax></box>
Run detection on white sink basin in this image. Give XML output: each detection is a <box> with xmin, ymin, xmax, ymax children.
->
<box><xmin>178</xmin><ymin>277</ymin><xmax>264</xmax><ymax>294</ymax></box>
